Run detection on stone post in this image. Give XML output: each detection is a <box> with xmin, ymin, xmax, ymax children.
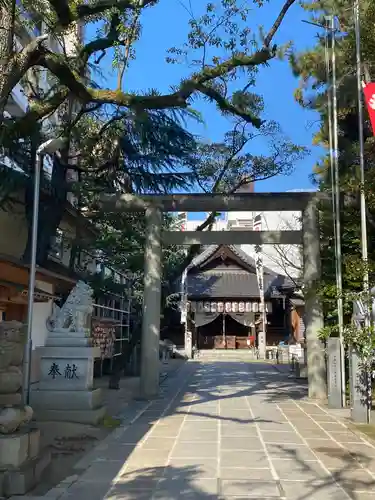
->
<box><xmin>258</xmin><ymin>331</ymin><xmax>266</xmax><ymax>360</ymax></box>
<box><xmin>350</xmin><ymin>349</ymin><xmax>370</xmax><ymax>423</ymax></box>
<box><xmin>327</xmin><ymin>337</ymin><xmax>343</xmax><ymax>408</ymax></box>
<box><xmin>185</xmin><ymin>328</ymin><xmax>193</xmax><ymax>359</ymax></box>
<box><xmin>302</xmin><ymin>199</ymin><xmax>327</xmax><ymax>400</ymax></box>
<box><xmin>140</xmin><ymin>206</ymin><xmax>162</xmax><ymax>399</ymax></box>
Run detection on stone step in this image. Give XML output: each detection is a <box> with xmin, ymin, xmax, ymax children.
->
<box><xmin>32</xmin><ymin>405</ymin><xmax>106</xmax><ymax>425</ymax></box>
<box><xmin>30</xmin><ymin>388</ymin><xmax>103</xmax><ymax>411</ymax></box>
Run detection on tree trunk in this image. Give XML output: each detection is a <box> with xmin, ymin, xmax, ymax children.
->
<box><xmin>0</xmin><ymin>1</ymin><xmax>15</xmax><ymax>118</ymax></box>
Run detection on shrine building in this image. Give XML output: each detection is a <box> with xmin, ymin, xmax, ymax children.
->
<box><xmin>182</xmin><ymin>244</ymin><xmax>305</xmax><ymax>350</ymax></box>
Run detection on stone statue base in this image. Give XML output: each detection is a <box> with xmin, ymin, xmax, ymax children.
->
<box><xmin>30</xmin><ymin>344</ymin><xmax>106</xmax><ymax>425</ymax></box>
<box><xmin>0</xmin><ymin>427</ymin><xmax>50</xmax><ymax>496</ymax></box>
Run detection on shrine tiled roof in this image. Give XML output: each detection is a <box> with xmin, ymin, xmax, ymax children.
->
<box><xmin>187</xmin><ymin>244</ymin><xmax>276</xmax><ymax>276</ymax></box>
<box><xmin>186</xmin><ymin>245</ymin><xmax>295</xmax><ymax>299</ymax></box>
<box><xmin>187</xmin><ymin>270</ymin><xmax>260</xmax><ymax>298</ymax></box>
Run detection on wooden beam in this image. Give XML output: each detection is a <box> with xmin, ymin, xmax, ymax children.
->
<box><xmin>100</xmin><ymin>192</ymin><xmax>322</xmax><ymax>213</ymax></box>
<box><xmin>162</xmin><ymin>230</ymin><xmax>303</xmax><ymax>246</ymax></box>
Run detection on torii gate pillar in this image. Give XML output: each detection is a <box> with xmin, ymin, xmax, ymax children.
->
<box><xmin>303</xmin><ymin>199</ymin><xmax>327</xmax><ymax>400</ymax></box>
<box><xmin>139</xmin><ymin>206</ymin><xmax>162</xmax><ymax>399</ymax></box>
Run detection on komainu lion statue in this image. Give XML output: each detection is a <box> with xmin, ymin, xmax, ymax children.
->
<box><xmin>46</xmin><ymin>280</ymin><xmax>93</xmax><ymax>332</ymax></box>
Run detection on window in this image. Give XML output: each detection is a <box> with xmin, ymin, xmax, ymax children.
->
<box><xmin>50</xmin><ymin>229</ymin><xmax>64</xmax><ymax>260</ymax></box>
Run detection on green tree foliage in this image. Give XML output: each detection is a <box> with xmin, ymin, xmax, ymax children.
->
<box><xmin>292</xmin><ymin>0</ymin><xmax>375</xmax><ymax>338</ymax></box>
<box><xmin>0</xmin><ymin>0</ymin><xmax>301</xmax><ymax>271</ymax></box>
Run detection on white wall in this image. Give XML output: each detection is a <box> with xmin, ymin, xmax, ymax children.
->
<box><xmin>30</xmin><ymin>281</ymin><xmax>54</xmax><ymax>384</ymax></box>
<box><xmin>32</xmin><ymin>301</ymin><xmax>53</xmax><ymax>349</ymax></box>
<box><xmin>32</xmin><ymin>280</ymin><xmax>54</xmax><ymax>348</ymax></box>
<box><xmin>239</xmin><ymin>211</ymin><xmax>302</xmax><ymax>278</ymax></box>
<box><xmin>185</xmin><ymin>218</ymin><xmax>227</xmax><ymax>232</ymax></box>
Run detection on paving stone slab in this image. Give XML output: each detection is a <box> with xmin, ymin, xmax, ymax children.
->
<box><xmin>219</xmin><ymin>479</ymin><xmax>281</xmax><ymax>497</ymax></box>
<box><xmin>220</xmin><ymin>467</ymin><xmax>273</xmax><ymax>480</ymax></box>
<box><xmin>221</xmin><ymin>437</ymin><xmax>263</xmax><ymax>450</ymax></box>
<box><xmin>280</xmin><ymin>480</ymin><xmax>346</xmax><ymax>500</ymax></box>
<box><xmin>220</xmin><ymin>426</ymin><xmax>258</xmax><ymax>437</ymax></box>
<box><xmin>178</xmin><ymin>430</ymin><xmax>218</xmax><ymax>442</ymax></box>
<box><xmin>263</xmin><ymin>431</ymin><xmax>305</xmax><ymax>444</ymax></box>
<box><xmin>171</xmin><ymin>442</ymin><xmax>217</xmax><ymax>459</ymax></box>
<box><xmin>272</xmin><ymin>458</ymin><xmax>329</xmax><ymax>480</ymax></box>
<box><xmin>125</xmin><ymin>449</ymin><xmax>170</xmax><ymax>467</ymax></box>
<box><xmin>327</xmin><ymin>432</ymin><xmax>363</xmax><ymax>443</ymax></box>
<box><xmin>265</xmin><ymin>444</ymin><xmax>318</xmax><ymax>461</ymax></box>
<box><xmin>140</xmin><ymin>437</ymin><xmax>176</xmax><ymax>450</ymax></box>
<box><xmin>220</xmin><ymin>450</ymin><xmax>268</xmax><ymax>467</ymax></box>
<box><xmin>166</xmin><ymin>458</ymin><xmax>217</xmax><ymax>478</ymax></box>
<box><xmin>155</xmin><ymin>478</ymin><xmax>218</xmax><ymax>495</ymax></box>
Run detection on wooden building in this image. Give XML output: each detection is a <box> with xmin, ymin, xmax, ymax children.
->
<box><xmin>183</xmin><ymin>244</ymin><xmax>304</xmax><ymax>350</ymax></box>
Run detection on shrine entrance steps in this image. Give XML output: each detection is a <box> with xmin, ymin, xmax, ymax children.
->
<box><xmin>196</xmin><ymin>349</ymin><xmax>259</xmax><ymax>361</ymax></box>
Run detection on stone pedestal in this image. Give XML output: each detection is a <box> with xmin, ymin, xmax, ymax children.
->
<box><xmin>30</xmin><ymin>282</ymin><xmax>106</xmax><ymax>425</ymax></box>
<box><xmin>0</xmin><ymin>427</ymin><xmax>50</xmax><ymax>496</ymax></box>
<box><xmin>31</xmin><ymin>341</ymin><xmax>105</xmax><ymax>424</ymax></box>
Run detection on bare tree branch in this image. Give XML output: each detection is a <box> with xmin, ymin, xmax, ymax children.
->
<box><xmin>47</xmin><ymin>0</ymin><xmax>156</xmax><ymax>27</ymax></box>
<box><xmin>264</xmin><ymin>0</ymin><xmax>296</xmax><ymax>47</ymax></box>
<box><xmin>13</xmin><ymin>0</ymin><xmax>296</xmax><ymax>126</ymax></box>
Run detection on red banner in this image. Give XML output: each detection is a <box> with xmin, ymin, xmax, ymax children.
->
<box><xmin>363</xmin><ymin>82</ymin><xmax>375</xmax><ymax>135</ymax></box>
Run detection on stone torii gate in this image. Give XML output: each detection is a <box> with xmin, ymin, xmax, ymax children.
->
<box><xmin>101</xmin><ymin>192</ymin><xmax>326</xmax><ymax>401</ymax></box>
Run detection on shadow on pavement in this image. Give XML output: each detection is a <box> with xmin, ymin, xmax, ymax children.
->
<box><xmin>54</xmin><ymin>361</ymin><xmax>375</xmax><ymax>500</ymax></box>
<box><xmin>106</xmin><ymin>465</ymin><xmax>218</xmax><ymax>499</ymax></box>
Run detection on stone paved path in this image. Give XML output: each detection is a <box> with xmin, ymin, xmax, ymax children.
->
<box><xmin>41</xmin><ymin>361</ymin><xmax>375</xmax><ymax>499</ymax></box>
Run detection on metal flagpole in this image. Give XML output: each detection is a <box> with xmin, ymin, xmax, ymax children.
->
<box><xmin>353</xmin><ymin>0</ymin><xmax>369</xmax><ymax>307</ymax></box>
<box><xmin>330</xmin><ymin>15</ymin><xmax>346</xmax><ymax>408</ymax></box>
<box><xmin>353</xmin><ymin>0</ymin><xmax>371</xmax><ymax>423</ymax></box>
<box><xmin>324</xmin><ymin>20</ymin><xmax>338</xmax><ymax>282</ymax></box>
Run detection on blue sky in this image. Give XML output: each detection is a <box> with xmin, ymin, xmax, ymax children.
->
<box><xmin>88</xmin><ymin>1</ymin><xmax>324</xmax><ymax>203</ymax></box>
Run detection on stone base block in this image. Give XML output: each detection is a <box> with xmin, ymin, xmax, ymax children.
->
<box><xmin>32</xmin><ymin>405</ymin><xmax>106</xmax><ymax>425</ymax></box>
<box><xmin>1</xmin><ymin>448</ymin><xmax>51</xmax><ymax>497</ymax></box>
<box><xmin>0</xmin><ymin>428</ymin><xmax>40</xmax><ymax>468</ymax></box>
<box><xmin>296</xmin><ymin>362</ymin><xmax>308</xmax><ymax>379</ymax></box>
<box><xmin>30</xmin><ymin>388</ymin><xmax>103</xmax><ymax>411</ymax></box>
<box><xmin>47</xmin><ymin>337</ymin><xmax>92</xmax><ymax>347</ymax></box>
